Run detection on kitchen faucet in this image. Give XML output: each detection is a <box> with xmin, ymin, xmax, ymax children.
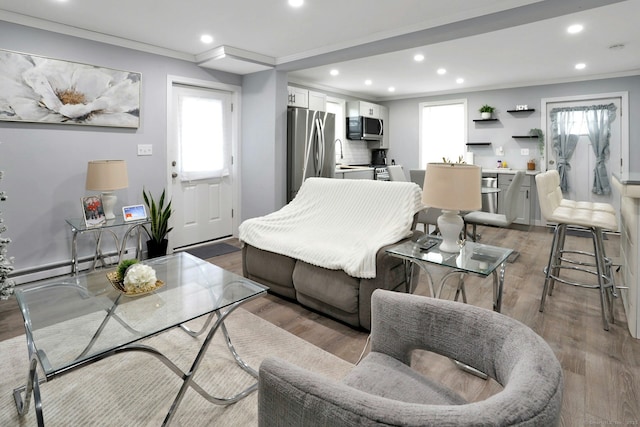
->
<box><xmin>335</xmin><ymin>138</ymin><xmax>343</xmax><ymax>162</ymax></box>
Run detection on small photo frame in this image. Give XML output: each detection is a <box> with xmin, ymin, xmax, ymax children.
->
<box><xmin>122</xmin><ymin>204</ymin><xmax>147</xmax><ymax>222</ymax></box>
<box><xmin>81</xmin><ymin>196</ymin><xmax>106</xmax><ymax>227</ymax></box>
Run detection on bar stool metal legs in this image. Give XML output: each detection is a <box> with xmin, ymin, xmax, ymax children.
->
<box><xmin>539</xmin><ymin>223</ymin><xmax>616</xmax><ymax>330</ymax></box>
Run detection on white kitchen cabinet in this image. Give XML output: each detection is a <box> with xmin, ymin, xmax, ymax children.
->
<box><xmin>497</xmin><ymin>173</ymin><xmax>533</xmax><ymax>225</ymax></box>
<box><xmin>347</xmin><ymin>101</ymin><xmax>382</xmax><ymax>119</ymax></box>
<box><xmin>288</xmin><ymin>86</ymin><xmax>308</xmax><ymax>108</ymax></box>
<box><xmin>308</xmin><ymin>91</ymin><xmax>326</xmax><ymax>112</ymax></box>
<box><xmin>613</xmin><ymin>176</ymin><xmax>640</xmax><ymax>338</ymax></box>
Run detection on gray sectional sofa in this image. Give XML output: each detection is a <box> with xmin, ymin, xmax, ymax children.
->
<box><xmin>239</xmin><ymin>177</ymin><xmax>424</xmax><ymax>330</ymax></box>
<box><xmin>242</xmin><ymin>232</ymin><xmax>420</xmax><ymax>330</ymax></box>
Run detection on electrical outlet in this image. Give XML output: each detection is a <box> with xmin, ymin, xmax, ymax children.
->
<box><xmin>137</xmin><ymin>144</ymin><xmax>152</xmax><ymax>156</ymax></box>
<box><xmin>520</xmin><ymin>148</ymin><xmax>529</xmax><ymax>156</ymax></box>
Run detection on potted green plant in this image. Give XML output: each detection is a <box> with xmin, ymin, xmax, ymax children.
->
<box><xmin>143</xmin><ymin>188</ymin><xmax>173</xmax><ymax>258</ymax></box>
<box><xmin>529</xmin><ymin>128</ymin><xmax>545</xmax><ymax>157</ymax></box>
<box><xmin>479</xmin><ymin>104</ymin><xmax>495</xmax><ymax>119</ymax></box>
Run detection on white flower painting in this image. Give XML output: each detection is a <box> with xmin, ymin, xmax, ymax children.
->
<box><xmin>0</xmin><ymin>49</ymin><xmax>140</xmax><ymax>128</ymax></box>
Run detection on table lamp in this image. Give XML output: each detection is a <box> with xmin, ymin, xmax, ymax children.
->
<box><xmin>85</xmin><ymin>160</ymin><xmax>129</xmax><ymax>220</ymax></box>
<box><xmin>422</xmin><ymin>163</ymin><xmax>481</xmax><ymax>253</ymax></box>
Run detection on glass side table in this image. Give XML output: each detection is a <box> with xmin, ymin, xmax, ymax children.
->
<box><xmin>386</xmin><ymin>235</ymin><xmax>514</xmax><ymax>379</ymax></box>
<box><xmin>66</xmin><ymin>215</ymin><xmax>150</xmax><ymax>274</ymax></box>
<box><xmin>386</xmin><ymin>235</ymin><xmax>513</xmax><ymax>313</ymax></box>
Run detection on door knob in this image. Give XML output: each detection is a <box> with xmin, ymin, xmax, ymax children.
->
<box><xmin>172</xmin><ymin>161</ymin><xmax>177</xmax><ymax>167</ymax></box>
<box><xmin>549</xmin><ymin>160</ymin><xmax>555</xmax><ymax>165</ymax></box>
<box><xmin>172</xmin><ymin>172</ymin><xmax>178</xmax><ymax>178</ymax></box>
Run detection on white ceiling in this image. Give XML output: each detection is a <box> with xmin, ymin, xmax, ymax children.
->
<box><xmin>1</xmin><ymin>0</ymin><xmax>638</xmax><ymax>100</ymax></box>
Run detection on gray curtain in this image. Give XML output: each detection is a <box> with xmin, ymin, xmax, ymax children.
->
<box><xmin>549</xmin><ymin>108</ymin><xmax>579</xmax><ymax>192</ymax></box>
<box><xmin>585</xmin><ymin>104</ymin><xmax>617</xmax><ymax>195</ymax></box>
<box><xmin>549</xmin><ymin>103</ymin><xmax>617</xmax><ymax>193</ymax></box>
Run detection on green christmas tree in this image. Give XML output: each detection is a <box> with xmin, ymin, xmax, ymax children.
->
<box><xmin>0</xmin><ymin>171</ymin><xmax>15</xmax><ymax>300</ymax></box>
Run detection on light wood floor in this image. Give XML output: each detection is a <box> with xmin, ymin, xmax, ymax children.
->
<box><xmin>1</xmin><ymin>226</ymin><xmax>638</xmax><ymax>425</ymax></box>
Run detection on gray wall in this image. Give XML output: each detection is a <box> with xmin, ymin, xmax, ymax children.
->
<box><xmin>0</xmin><ymin>21</ymin><xmax>242</xmax><ymax>277</ymax></box>
<box><xmin>384</xmin><ymin>76</ymin><xmax>640</xmax><ymax>174</ymax></box>
<box><xmin>241</xmin><ymin>70</ymin><xmax>288</xmax><ymax>220</ymax></box>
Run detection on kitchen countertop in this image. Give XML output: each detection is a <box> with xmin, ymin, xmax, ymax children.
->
<box><xmin>482</xmin><ymin>168</ymin><xmax>540</xmax><ymax>175</ymax></box>
<box><xmin>335</xmin><ymin>165</ymin><xmax>374</xmax><ymax>173</ymax></box>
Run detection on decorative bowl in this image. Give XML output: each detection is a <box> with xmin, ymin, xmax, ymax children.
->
<box><xmin>106</xmin><ymin>271</ymin><xmax>164</xmax><ymax>296</ymax></box>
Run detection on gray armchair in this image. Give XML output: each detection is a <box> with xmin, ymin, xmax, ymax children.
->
<box><xmin>258</xmin><ymin>289</ymin><xmax>563</xmax><ymax>426</ymax></box>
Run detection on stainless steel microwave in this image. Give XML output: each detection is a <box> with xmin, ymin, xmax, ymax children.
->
<box><xmin>347</xmin><ymin>116</ymin><xmax>383</xmax><ymax>141</ymax></box>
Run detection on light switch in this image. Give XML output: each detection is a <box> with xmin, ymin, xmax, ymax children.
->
<box><xmin>137</xmin><ymin>144</ymin><xmax>152</xmax><ymax>156</ymax></box>
<box><xmin>520</xmin><ymin>148</ymin><xmax>529</xmax><ymax>156</ymax></box>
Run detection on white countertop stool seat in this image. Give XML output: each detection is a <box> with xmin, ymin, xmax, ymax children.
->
<box><xmin>536</xmin><ymin>170</ymin><xmax>619</xmax><ymax>330</ymax></box>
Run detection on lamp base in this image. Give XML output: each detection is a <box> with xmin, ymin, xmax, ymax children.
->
<box><xmin>437</xmin><ymin>210</ymin><xmax>463</xmax><ymax>253</ymax></box>
<box><xmin>101</xmin><ymin>191</ymin><xmax>117</xmax><ymax>220</ymax></box>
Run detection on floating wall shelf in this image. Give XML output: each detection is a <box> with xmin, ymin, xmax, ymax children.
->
<box><xmin>466</xmin><ymin>142</ymin><xmax>492</xmax><ymax>146</ymax></box>
<box><xmin>512</xmin><ymin>135</ymin><xmax>538</xmax><ymax>139</ymax></box>
<box><xmin>507</xmin><ymin>108</ymin><xmax>536</xmax><ymax>113</ymax></box>
<box><xmin>472</xmin><ymin>118</ymin><xmax>499</xmax><ymax>122</ymax></box>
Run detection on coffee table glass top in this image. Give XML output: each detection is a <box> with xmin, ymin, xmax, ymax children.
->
<box><xmin>15</xmin><ymin>252</ymin><xmax>267</xmax><ymax>377</ymax></box>
<box><xmin>386</xmin><ymin>235</ymin><xmax>513</xmax><ymax>276</ymax></box>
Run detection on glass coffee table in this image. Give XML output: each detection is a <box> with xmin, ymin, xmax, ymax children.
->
<box><xmin>386</xmin><ymin>235</ymin><xmax>513</xmax><ymax>313</ymax></box>
<box><xmin>12</xmin><ymin>252</ymin><xmax>268</xmax><ymax>426</ymax></box>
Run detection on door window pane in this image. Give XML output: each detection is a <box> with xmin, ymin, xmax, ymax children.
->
<box><xmin>178</xmin><ymin>95</ymin><xmax>225</xmax><ymax>180</ymax></box>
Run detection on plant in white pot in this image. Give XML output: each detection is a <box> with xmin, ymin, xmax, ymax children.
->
<box><xmin>143</xmin><ymin>188</ymin><xmax>173</xmax><ymax>258</ymax></box>
<box><xmin>479</xmin><ymin>104</ymin><xmax>495</xmax><ymax>119</ymax></box>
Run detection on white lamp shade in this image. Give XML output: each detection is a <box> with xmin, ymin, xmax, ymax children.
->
<box><xmin>85</xmin><ymin>160</ymin><xmax>129</xmax><ymax>191</ymax></box>
<box><xmin>422</xmin><ymin>163</ymin><xmax>482</xmax><ymax>211</ymax></box>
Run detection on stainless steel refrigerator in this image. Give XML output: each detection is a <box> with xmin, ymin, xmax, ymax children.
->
<box><xmin>287</xmin><ymin>107</ymin><xmax>335</xmax><ymax>202</ymax></box>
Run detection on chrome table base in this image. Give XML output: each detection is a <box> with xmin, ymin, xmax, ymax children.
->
<box><xmin>13</xmin><ymin>297</ymin><xmax>259</xmax><ymax>426</ymax></box>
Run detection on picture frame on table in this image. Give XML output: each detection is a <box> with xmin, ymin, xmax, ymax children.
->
<box><xmin>122</xmin><ymin>204</ymin><xmax>147</xmax><ymax>222</ymax></box>
<box><xmin>81</xmin><ymin>195</ymin><xmax>106</xmax><ymax>227</ymax></box>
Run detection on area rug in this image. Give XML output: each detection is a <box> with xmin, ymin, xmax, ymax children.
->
<box><xmin>0</xmin><ymin>309</ymin><xmax>353</xmax><ymax>426</ymax></box>
<box><xmin>181</xmin><ymin>242</ymin><xmax>241</xmax><ymax>259</ymax></box>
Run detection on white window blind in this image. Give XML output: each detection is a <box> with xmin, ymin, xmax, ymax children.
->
<box><xmin>419</xmin><ymin>101</ymin><xmax>466</xmax><ymax>167</ymax></box>
<box><xmin>177</xmin><ymin>94</ymin><xmax>228</xmax><ymax>181</ymax></box>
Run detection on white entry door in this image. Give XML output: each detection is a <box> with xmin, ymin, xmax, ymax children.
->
<box><xmin>168</xmin><ymin>84</ymin><xmax>233</xmax><ymax>250</ymax></box>
<box><xmin>544</xmin><ymin>96</ymin><xmax>621</xmax><ymax>216</ymax></box>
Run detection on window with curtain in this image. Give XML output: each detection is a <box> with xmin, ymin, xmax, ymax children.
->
<box><xmin>177</xmin><ymin>94</ymin><xmax>228</xmax><ymax>181</ymax></box>
<box><xmin>419</xmin><ymin>100</ymin><xmax>466</xmax><ymax>167</ymax></box>
<box><xmin>549</xmin><ymin>103</ymin><xmax>616</xmax><ymax>194</ymax></box>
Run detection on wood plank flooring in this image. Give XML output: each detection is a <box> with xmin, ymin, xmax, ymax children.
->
<box><xmin>1</xmin><ymin>226</ymin><xmax>638</xmax><ymax>425</ymax></box>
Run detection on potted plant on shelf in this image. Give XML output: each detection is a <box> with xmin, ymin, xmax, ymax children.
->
<box><xmin>143</xmin><ymin>188</ymin><xmax>173</xmax><ymax>258</ymax></box>
<box><xmin>529</xmin><ymin>128</ymin><xmax>545</xmax><ymax>157</ymax></box>
<box><xmin>479</xmin><ymin>104</ymin><xmax>495</xmax><ymax>119</ymax></box>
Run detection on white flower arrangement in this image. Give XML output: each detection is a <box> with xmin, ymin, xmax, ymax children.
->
<box><xmin>123</xmin><ymin>264</ymin><xmax>158</xmax><ymax>294</ymax></box>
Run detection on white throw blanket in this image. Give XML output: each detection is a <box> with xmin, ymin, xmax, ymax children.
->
<box><xmin>239</xmin><ymin>177</ymin><xmax>422</xmax><ymax>278</ymax></box>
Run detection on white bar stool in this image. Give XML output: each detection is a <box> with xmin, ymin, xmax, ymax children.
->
<box><xmin>535</xmin><ymin>170</ymin><xmax>618</xmax><ymax>330</ymax></box>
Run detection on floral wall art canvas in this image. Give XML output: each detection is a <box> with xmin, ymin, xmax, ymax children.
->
<box><xmin>0</xmin><ymin>49</ymin><xmax>141</xmax><ymax>128</ymax></box>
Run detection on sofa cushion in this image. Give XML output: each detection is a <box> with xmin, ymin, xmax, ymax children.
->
<box><xmin>243</xmin><ymin>245</ymin><xmax>296</xmax><ymax>298</ymax></box>
<box><xmin>292</xmin><ymin>261</ymin><xmax>360</xmax><ymax>314</ymax></box>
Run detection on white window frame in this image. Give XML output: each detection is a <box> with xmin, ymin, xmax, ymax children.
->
<box><xmin>418</xmin><ymin>99</ymin><xmax>468</xmax><ymax>167</ymax></box>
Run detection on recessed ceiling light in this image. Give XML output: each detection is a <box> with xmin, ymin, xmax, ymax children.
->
<box><xmin>364</xmin><ymin>79</ymin><xmax>372</xmax><ymax>86</ymax></box>
<box><xmin>414</xmin><ymin>54</ymin><xmax>425</xmax><ymax>62</ymax></box>
<box><xmin>437</xmin><ymin>68</ymin><xmax>447</xmax><ymax>75</ymax></box>
<box><xmin>567</xmin><ymin>24</ymin><xmax>583</xmax><ymax>34</ymax></box>
<box><xmin>388</xmin><ymin>87</ymin><xmax>396</xmax><ymax>92</ymax></box>
<box><xmin>200</xmin><ymin>34</ymin><xmax>214</xmax><ymax>44</ymax></box>
<box><xmin>288</xmin><ymin>0</ymin><xmax>303</xmax><ymax>7</ymax></box>
<box><xmin>456</xmin><ymin>78</ymin><xmax>464</xmax><ymax>84</ymax></box>
<box><xmin>329</xmin><ymin>69</ymin><xmax>339</xmax><ymax>76</ymax></box>
<box><xmin>575</xmin><ymin>63</ymin><xmax>586</xmax><ymax>70</ymax></box>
